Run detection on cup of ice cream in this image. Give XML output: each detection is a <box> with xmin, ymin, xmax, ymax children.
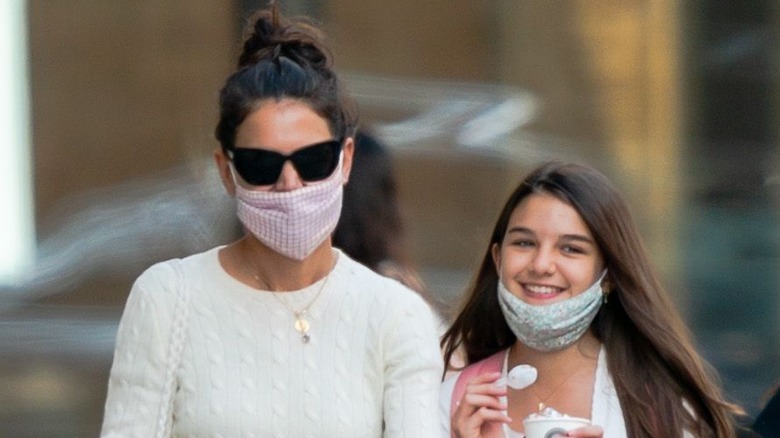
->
<box><xmin>522</xmin><ymin>407</ymin><xmax>590</xmax><ymax>438</ymax></box>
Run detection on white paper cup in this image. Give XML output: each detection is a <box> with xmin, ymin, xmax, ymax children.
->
<box><xmin>522</xmin><ymin>416</ymin><xmax>591</xmax><ymax>438</ymax></box>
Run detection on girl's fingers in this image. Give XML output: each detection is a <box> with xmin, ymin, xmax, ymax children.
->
<box><xmin>461</xmin><ymin>372</ymin><xmax>508</xmax><ymax>400</ymax></box>
<box><xmin>459</xmin><ymin>393</ymin><xmax>506</xmax><ymax>413</ymax></box>
<box><xmin>453</xmin><ymin>371</ymin><xmax>507</xmax><ymax>415</ymax></box>
<box><xmin>470</xmin><ymin>406</ymin><xmax>512</xmax><ymax>424</ymax></box>
<box><xmin>466</xmin><ymin>372</ymin><xmax>503</xmax><ymax>386</ymax></box>
<box><xmin>452</xmin><ymin>371</ymin><xmax>512</xmax><ymax>437</ymax></box>
<box><xmin>453</xmin><ymin>406</ymin><xmax>512</xmax><ymax>438</ymax></box>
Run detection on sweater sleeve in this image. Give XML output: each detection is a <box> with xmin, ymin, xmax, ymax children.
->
<box><xmin>381</xmin><ymin>293</ymin><xmax>444</xmax><ymax>438</ymax></box>
<box><xmin>100</xmin><ymin>262</ymin><xmax>180</xmax><ymax>438</ymax></box>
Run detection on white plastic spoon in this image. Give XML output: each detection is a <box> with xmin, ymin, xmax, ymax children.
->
<box><xmin>507</xmin><ymin>364</ymin><xmax>538</xmax><ymax>390</ymax></box>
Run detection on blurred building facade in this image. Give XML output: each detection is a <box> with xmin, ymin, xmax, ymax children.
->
<box><xmin>1</xmin><ymin>0</ymin><xmax>777</xmax><ymax>435</ymax></box>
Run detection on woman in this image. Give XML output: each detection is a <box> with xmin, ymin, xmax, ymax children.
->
<box><xmin>440</xmin><ymin>162</ymin><xmax>741</xmax><ymax>437</ymax></box>
<box><xmin>100</xmin><ymin>5</ymin><xmax>442</xmax><ymax>437</ymax></box>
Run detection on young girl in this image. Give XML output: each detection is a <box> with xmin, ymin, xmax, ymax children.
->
<box><xmin>441</xmin><ymin>162</ymin><xmax>741</xmax><ymax>437</ymax></box>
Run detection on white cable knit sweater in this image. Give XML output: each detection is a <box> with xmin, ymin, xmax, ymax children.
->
<box><xmin>101</xmin><ymin>247</ymin><xmax>443</xmax><ymax>437</ymax></box>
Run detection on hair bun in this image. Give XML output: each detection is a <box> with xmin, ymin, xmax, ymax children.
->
<box><xmin>238</xmin><ymin>6</ymin><xmax>331</xmax><ymax>70</ymax></box>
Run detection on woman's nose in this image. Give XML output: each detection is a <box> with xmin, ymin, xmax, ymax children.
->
<box><xmin>272</xmin><ymin>161</ymin><xmax>304</xmax><ymax>191</ymax></box>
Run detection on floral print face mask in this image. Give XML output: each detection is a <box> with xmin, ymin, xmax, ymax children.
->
<box><xmin>497</xmin><ymin>270</ymin><xmax>607</xmax><ymax>352</ymax></box>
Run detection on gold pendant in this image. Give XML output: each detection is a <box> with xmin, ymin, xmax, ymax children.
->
<box><xmin>294</xmin><ymin>318</ymin><xmax>310</xmax><ymax>334</ymax></box>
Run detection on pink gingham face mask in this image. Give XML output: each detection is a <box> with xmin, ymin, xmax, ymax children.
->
<box><xmin>233</xmin><ymin>158</ymin><xmax>344</xmax><ymax>260</ymax></box>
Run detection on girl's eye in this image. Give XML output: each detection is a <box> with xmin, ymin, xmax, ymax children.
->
<box><xmin>561</xmin><ymin>245</ymin><xmax>585</xmax><ymax>254</ymax></box>
<box><xmin>512</xmin><ymin>239</ymin><xmax>534</xmax><ymax>247</ymax></box>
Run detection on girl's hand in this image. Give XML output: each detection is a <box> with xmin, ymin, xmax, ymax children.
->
<box><xmin>563</xmin><ymin>425</ymin><xmax>604</xmax><ymax>437</ymax></box>
<box><xmin>451</xmin><ymin>372</ymin><xmax>512</xmax><ymax>438</ymax></box>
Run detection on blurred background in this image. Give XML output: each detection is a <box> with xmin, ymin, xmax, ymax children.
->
<box><xmin>0</xmin><ymin>0</ymin><xmax>778</xmax><ymax>436</ymax></box>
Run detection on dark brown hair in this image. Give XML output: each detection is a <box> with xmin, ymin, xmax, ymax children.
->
<box><xmin>215</xmin><ymin>3</ymin><xmax>356</xmax><ymax>151</ymax></box>
<box><xmin>333</xmin><ymin>131</ymin><xmax>405</xmax><ymax>269</ymax></box>
<box><xmin>332</xmin><ymin>131</ymin><xmax>434</xmax><ymax>302</ymax></box>
<box><xmin>441</xmin><ymin>161</ymin><xmax>740</xmax><ymax>437</ymax></box>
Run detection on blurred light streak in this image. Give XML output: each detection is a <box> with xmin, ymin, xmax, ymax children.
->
<box><xmin>5</xmin><ymin>164</ymin><xmax>235</xmax><ymax>306</ymax></box>
<box><xmin>342</xmin><ymin>72</ymin><xmax>572</xmax><ymax>162</ymax></box>
<box><xmin>0</xmin><ymin>0</ymin><xmax>35</xmax><ymax>286</ymax></box>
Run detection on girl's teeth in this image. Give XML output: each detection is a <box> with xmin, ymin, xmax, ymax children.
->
<box><xmin>527</xmin><ymin>285</ymin><xmax>559</xmax><ymax>294</ymax></box>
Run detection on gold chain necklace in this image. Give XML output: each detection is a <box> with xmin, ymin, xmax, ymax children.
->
<box><xmin>528</xmin><ymin>366</ymin><xmax>588</xmax><ymax>412</ymax></box>
<box><xmin>257</xmin><ymin>271</ymin><xmax>332</xmax><ymax>344</ymax></box>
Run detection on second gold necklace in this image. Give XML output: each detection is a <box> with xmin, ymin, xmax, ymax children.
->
<box><xmin>260</xmin><ymin>271</ymin><xmax>332</xmax><ymax>344</ymax></box>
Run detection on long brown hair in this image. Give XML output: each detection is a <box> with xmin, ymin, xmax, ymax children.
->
<box><xmin>441</xmin><ymin>161</ymin><xmax>739</xmax><ymax>437</ymax></box>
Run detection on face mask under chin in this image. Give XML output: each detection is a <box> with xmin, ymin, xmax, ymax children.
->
<box><xmin>497</xmin><ymin>270</ymin><xmax>606</xmax><ymax>352</ymax></box>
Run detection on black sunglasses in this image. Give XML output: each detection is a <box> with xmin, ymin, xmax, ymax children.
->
<box><xmin>228</xmin><ymin>139</ymin><xmax>342</xmax><ymax>186</ymax></box>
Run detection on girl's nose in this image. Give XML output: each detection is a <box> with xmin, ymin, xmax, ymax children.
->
<box><xmin>530</xmin><ymin>247</ymin><xmax>556</xmax><ymax>275</ymax></box>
